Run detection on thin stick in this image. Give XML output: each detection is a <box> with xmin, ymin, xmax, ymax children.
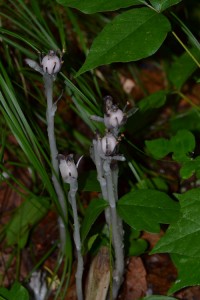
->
<box><xmin>44</xmin><ymin>73</ymin><xmax>67</xmax><ymax>253</ymax></box>
<box><xmin>172</xmin><ymin>31</ymin><xmax>200</xmax><ymax>68</ymax></box>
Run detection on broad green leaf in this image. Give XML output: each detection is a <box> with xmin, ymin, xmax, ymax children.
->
<box><xmin>152</xmin><ymin>188</ymin><xmax>200</xmax><ymax>258</ymax></box>
<box><xmin>149</xmin><ymin>0</ymin><xmax>182</xmax><ymax>12</ymax></box>
<box><xmin>56</xmin><ymin>0</ymin><xmax>142</xmax><ymax>13</ymax></box>
<box><xmin>0</xmin><ymin>287</ymin><xmax>9</xmax><ymax>299</ymax></box>
<box><xmin>117</xmin><ymin>189</ymin><xmax>179</xmax><ymax>233</ymax></box>
<box><xmin>137</xmin><ymin>177</ymin><xmax>168</xmax><ymax>192</ymax></box>
<box><xmin>81</xmin><ymin>198</ymin><xmax>108</xmax><ymax>242</ymax></box>
<box><xmin>170</xmin><ymin>130</ymin><xmax>195</xmax><ymax>162</ymax></box>
<box><xmin>9</xmin><ymin>282</ymin><xmax>29</xmax><ymax>300</ymax></box>
<box><xmin>169</xmin><ymin>48</ymin><xmax>200</xmax><ymax>90</ymax></box>
<box><xmin>180</xmin><ymin>156</ymin><xmax>200</xmax><ymax>180</ymax></box>
<box><xmin>145</xmin><ymin>138</ymin><xmax>171</xmax><ymax>159</ymax></box>
<box><xmin>76</xmin><ymin>8</ymin><xmax>171</xmax><ymax>76</ymax></box>
<box><xmin>79</xmin><ymin>170</ymin><xmax>101</xmax><ymax>192</ymax></box>
<box><xmin>168</xmin><ymin>254</ymin><xmax>200</xmax><ymax>293</ymax></box>
<box><xmin>0</xmin><ymin>283</ymin><xmax>29</xmax><ymax>300</ymax></box>
<box><xmin>170</xmin><ymin>109</ymin><xmax>200</xmax><ymax>132</ymax></box>
<box><xmin>145</xmin><ymin>130</ymin><xmax>195</xmax><ymax>162</ymax></box>
<box><xmin>142</xmin><ymin>296</ymin><xmax>177</xmax><ymax>300</ymax></box>
<box><xmin>128</xmin><ymin>238</ymin><xmax>148</xmax><ymax>256</ymax></box>
<box><xmin>138</xmin><ymin>90</ymin><xmax>167</xmax><ymax>112</ymax></box>
<box><xmin>6</xmin><ymin>197</ymin><xmax>50</xmax><ymax>248</ymax></box>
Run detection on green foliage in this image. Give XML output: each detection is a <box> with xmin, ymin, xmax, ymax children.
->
<box><xmin>141</xmin><ymin>296</ymin><xmax>178</xmax><ymax>300</ymax></box>
<box><xmin>79</xmin><ymin>170</ymin><xmax>101</xmax><ymax>192</ymax></box>
<box><xmin>180</xmin><ymin>157</ymin><xmax>200</xmax><ymax>179</ymax></box>
<box><xmin>0</xmin><ymin>282</ymin><xmax>29</xmax><ymax>300</ymax></box>
<box><xmin>145</xmin><ymin>129</ymin><xmax>195</xmax><ymax>162</ymax></box>
<box><xmin>149</xmin><ymin>0</ymin><xmax>182</xmax><ymax>12</ymax></box>
<box><xmin>6</xmin><ymin>197</ymin><xmax>50</xmax><ymax>248</ymax></box>
<box><xmin>169</xmin><ymin>48</ymin><xmax>200</xmax><ymax>89</ymax></box>
<box><xmin>138</xmin><ymin>90</ymin><xmax>168</xmax><ymax>112</ymax></box>
<box><xmin>81</xmin><ymin>198</ymin><xmax>108</xmax><ymax>242</ymax></box>
<box><xmin>152</xmin><ymin>188</ymin><xmax>200</xmax><ymax>292</ymax></box>
<box><xmin>128</xmin><ymin>238</ymin><xmax>148</xmax><ymax>256</ymax></box>
<box><xmin>76</xmin><ymin>8</ymin><xmax>171</xmax><ymax>76</ymax></box>
<box><xmin>56</xmin><ymin>0</ymin><xmax>142</xmax><ymax>13</ymax></box>
<box><xmin>170</xmin><ymin>109</ymin><xmax>200</xmax><ymax>132</ymax></box>
<box><xmin>117</xmin><ymin>189</ymin><xmax>180</xmax><ymax>233</ymax></box>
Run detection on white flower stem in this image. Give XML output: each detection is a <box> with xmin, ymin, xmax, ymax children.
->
<box><xmin>103</xmin><ymin>158</ymin><xmax>124</xmax><ymax>299</ymax></box>
<box><xmin>44</xmin><ymin>73</ymin><xmax>67</xmax><ymax>253</ymax></box>
<box><xmin>68</xmin><ymin>179</ymin><xmax>83</xmax><ymax>300</ymax></box>
<box><xmin>92</xmin><ymin>139</ymin><xmax>111</xmax><ymax>226</ymax></box>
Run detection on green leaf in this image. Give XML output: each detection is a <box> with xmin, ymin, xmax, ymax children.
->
<box><xmin>145</xmin><ymin>138</ymin><xmax>171</xmax><ymax>159</ymax></box>
<box><xmin>6</xmin><ymin>197</ymin><xmax>50</xmax><ymax>248</ymax></box>
<box><xmin>170</xmin><ymin>129</ymin><xmax>195</xmax><ymax>162</ymax></box>
<box><xmin>152</xmin><ymin>188</ymin><xmax>200</xmax><ymax>257</ymax></box>
<box><xmin>138</xmin><ymin>90</ymin><xmax>167</xmax><ymax>112</ymax></box>
<box><xmin>10</xmin><ymin>283</ymin><xmax>29</xmax><ymax>300</ymax></box>
<box><xmin>0</xmin><ymin>283</ymin><xmax>29</xmax><ymax>300</ymax></box>
<box><xmin>79</xmin><ymin>170</ymin><xmax>101</xmax><ymax>192</ymax></box>
<box><xmin>169</xmin><ymin>254</ymin><xmax>200</xmax><ymax>294</ymax></box>
<box><xmin>145</xmin><ymin>130</ymin><xmax>195</xmax><ymax>162</ymax></box>
<box><xmin>128</xmin><ymin>238</ymin><xmax>148</xmax><ymax>256</ymax></box>
<box><xmin>0</xmin><ymin>287</ymin><xmax>10</xmax><ymax>299</ymax></box>
<box><xmin>81</xmin><ymin>198</ymin><xmax>108</xmax><ymax>242</ymax></box>
<box><xmin>141</xmin><ymin>296</ymin><xmax>177</xmax><ymax>300</ymax></box>
<box><xmin>117</xmin><ymin>189</ymin><xmax>179</xmax><ymax>233</ymax></box>
<box><xmin>76</xmin><ymin>8</ymin><xmax>171</xmax><ymax>76</ymax></box>
<box><xmin>180</xmin><ymin>156</ymin><xmax>200</xmax><ymax>179</ymax></box>
<box><xmin>170</xmin><ymin>109</ymin><xmax>200</xmax><ymax>132</ymax></box>
<box><xmin>169</xmin><ymin>47</ymin><xmax>200</xmax><ymax>89</ymax></box>
<box><xmin>56</xmin><ymin>0</ymin><xmax>142</xmax><ymax>13</ymax></box>
<box><xmin>149</xmin><ymin>0</ymin><xmax>182</xmax><ymax>12</ymax></box>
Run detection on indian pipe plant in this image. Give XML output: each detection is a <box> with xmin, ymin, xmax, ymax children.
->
<box><xmin>0</xmin><ymin>0</ymin><xmax>200</xmax><ymax>299</ymax></box>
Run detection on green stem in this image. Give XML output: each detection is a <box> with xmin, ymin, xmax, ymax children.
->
<box><xmin>172</xmin><ymin>31</ymin><xmax>200</xmax><ymax>68</ymax></box>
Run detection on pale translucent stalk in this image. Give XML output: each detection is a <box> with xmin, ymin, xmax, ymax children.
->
<box><xmin>103</xmin><ymin>159</ymin><xmax>124</xmax><ymax>299</ymax></box>
<box><xmin>92</xmin><ymin>139</ymin><xmax>110</xmax><ymax>226</ymax></box>
<box><xmin>68</xmin><ymin>179</ymin><xmax>83</xmax><ymax>300</ymax></box>
<box><xmin>44</xmin><ymin>73</ymin><xmax>67</xmax><ymax>253</ymax></box>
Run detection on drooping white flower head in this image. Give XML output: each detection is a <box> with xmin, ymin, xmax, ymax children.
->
<box><xmin>58</xmin><ymin>154</ymin><xmax>78</xmax><ymax>183</ymax></box>
<box><xmin>101</xmin><ymin>132</ymin><xmax>118</xmax><ymax>156</ymax></box>
<box><xmin>41</xmin><ymin>50</ymin><xmax>62</xmax><ymax>75</ymax></box>
<box><xmin>104</xmin><ymin>96</ymin><xmax>125</xmax><ymax>129</ymax></box>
